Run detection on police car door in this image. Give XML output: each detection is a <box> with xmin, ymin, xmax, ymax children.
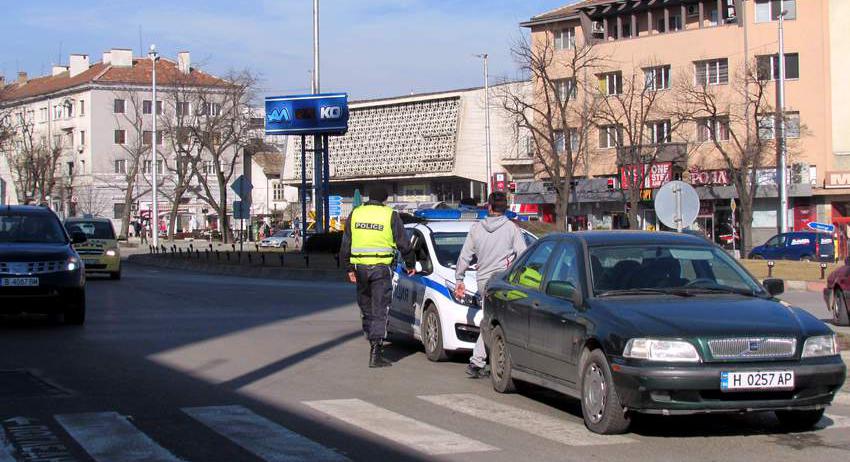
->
<box><xmin>389</xmin><ymin>229</ymin><xmax>421</xmax><ymax>335</ymax></box>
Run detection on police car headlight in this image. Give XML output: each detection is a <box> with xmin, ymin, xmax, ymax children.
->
<box><xmin>623</xmin><ymin>338</ymin><xmax>701</xmax><ymax>362</ymax></box>
<box><xmin>105</xmin><ymin>249</ymin><xmax>118</xmax><ymax>257</ymax></box>
<box><xmin>802</xmin><ymin>335</ymin><xmax>839</xmax><ymax>358</ymax></box>
<box><xmin>444</xmin><ymin>279</ymin><xmax>480</xmax><ymax>307</ymax></box>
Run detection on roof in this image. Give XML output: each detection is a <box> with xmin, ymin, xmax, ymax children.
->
<box><xmin>554</xmin><ymin>230</ymin><xmax>711</xmax><ymax>247</ymax></box>
<box><xmin>64</xmin><ymin>216</ymin><xmax>112</xmax><ymax>223</ymax></box>
<box><xmin>409</xmin><ymin>221</ymin><xmax>475</xmax><ymax>233</ymax></box>
<box><xmin>0</xmin><ymin>205</ymin><xmax>55</xmax><ymax>215</ymax></box>
<box><xmin>0</xmin><ymin>58</ymin><xmax>229</xmax><ymax>103</ymax></box>
<box><xmin>522</xmin><ymin>0</ymin><xmax>613</xmax><ymax>26</ymax></box>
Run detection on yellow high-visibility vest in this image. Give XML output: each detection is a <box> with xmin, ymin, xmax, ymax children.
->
<box><xmin>350</xmin><ymin>204</ymin><xmax>396</xmax><ymax>265</ymax></box>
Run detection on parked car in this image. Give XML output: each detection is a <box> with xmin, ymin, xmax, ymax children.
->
<box><xmin>64</xmin><ymin>216</ymin><xmax>121</xmax><ymax>280</ymax></box>
<box><xmin>260</xmin><ymin>229</ymin><xmax>299</xmax><ymax>249</ymax></box>
<box><xmin>390</xmin><ymin>219</ymin><xmax>537</xmax><ymax>361</ymax></box>
<box><xmin>483</xmin><ymin>231</ymin><xmax>845</xmax><ymax>434</ymax></box>
<box><xmin>749</xmin><ymin>231</ymin><xmax>834</xmax><ymax>262</ymax></box>
<box><xmin>0</xmin><ymin>205</ymin><xmax>87</xmax><ymax>324</ymax></box>
<box><xmin>824</xmin><ymin>258</ymin><xmax>850</xmax><ymax>326</ymax></box>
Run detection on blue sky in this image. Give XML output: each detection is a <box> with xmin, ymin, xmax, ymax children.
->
<box><xmin>0</xmin><ymin>0</ymin><xmax>576</xmax><ymax>100</ymax></box>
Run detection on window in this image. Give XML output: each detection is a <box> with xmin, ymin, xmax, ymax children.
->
<box><xmin>697</xmin><ymin>117</ymin><xmax>730</xmax><ymax>142</ymax></box>
<box><xmin>64</xmin><ymin>101</ymin><xmax>74</xmax><ymax>118</ymax></box>
<box><xmin>757</xmin><ymin>53</ymin><xmax>799</xmax><ymax>80</ymax></box>
<box><xmin>202</xmin><ymin>160</ymin><xmax>213</xmax><ymax>174</ymax></box>
<box><xmin>79</xmin><ymin>100</ymin><xmax>85</xmax><ymax>116</ymax></box>
<box><xmin>144</xmin><ymin>160</ymin><xmax>164</xmax><ymax>175</ymax></box>
<box><xmin>79</xmin><ymin>130</ymin><xmax>86</xmax><ymax>146</ymax></box>
<box><xmin>598</xmin><ymin>125</ymin><xmax>622</xmax><ymax>149</ymax></box>
<box><xmin>598</xmin><ymin>71</ymin><xmax>623</xmax><ymax>96</ymax></box>
<box><xmin>176</xmin><ymin>102</ymin><xmax>190</xmax><ymax>116</ymax></box>
<box><xmin>143</xmin><ymin>130</ymin><xmax>163</xmax><ymax>145</ymax></box>
<box><xmin>114</xmin><ymin>159</ymin><xmax>126</xmax><ymax>174</ymax></box>
<box><xmin>554</xmin><ymin>27</ymin><xmax>576</xmax><ymax>50</ymax></box>
<box><xmin>646</xmin><ymin>120</ymin><xmax>672</xmax><ymax>144</ymax></box>
<box><xmin>114</xmin><ymin>99</ymin><xmax>125</xmax><ymax>114</ymax></box>
<box><xmin>694</xmin><ymin>58</ymin><xmax>729</xmax><ymax>85</ymax></box>
<box><xmin>554</xmin><ymin>130</ymin><xmax>566</xmax><ymax>153</ymax></box>
<box><xmin>53</xmin><ymin>105</ymin><xmax>63</xmax><ymax>120</ymax></box>
<box><xmin>176</xmin><ymin>127</ymin><xmax>191</xmax><ymax>145</ymax></box>
<box><xmin>758</xmin><ymin>112</ymin><xmax>800</xmax><ymax>140</ymax></box>
<box><xmin>113</xmin><ymin>203</ymin><xmax>125</xmax><ymax>220</ymax></box>
<box><xmin>114</xmin><ymin>129</ymin><xmax>126</xmax><ymax>144</ymax></box>
<box><xmin>39</xmin><ymin>107</ymin><xmax>48</xmax><ymax>122</ymax></box>
<box><xmin>201</xmin><ymin>102</ymin><xmax>221</xmax><ymax>116</ymax></box>
<box><xmin>756</xmin><ymin>0</ymin><xmax>796</xmax><ymax>23</ymax></box>
<box><xmin>142</xmin><ymin>100</ymin><xmax>163</xmax><ymax>115</ymax></box>
<box><xmin>644</xmin><ymin>65</ymin><xmax>671</xmax><ymax>91</ymax></box>
<box><xmin>509</xmin><ymin>241</ymin><xmax>557</xmax><ymax>291</ymax></box>
<box><xmin>548</xmin><ymin>244</ymin><xmax>581</xmax><ymax>291</ymax></box>
<box><xmin>621</xmin><ymin>22</ymin><xmax>632</xmax><ymax>39</ymax></box>
<box><xmin>555</xmin><ymin>78</ymin><xmax>577</xmax><ymax>102</ymax></box>
<box><xmin>273</xmin><ymin>182</ymin><xmax>285</xmax><ymax>201</ymax></box>
<box><xmin>658</xmin><ymin>14</ymin><xmax>682</xmax><ymax>32</ymax></box>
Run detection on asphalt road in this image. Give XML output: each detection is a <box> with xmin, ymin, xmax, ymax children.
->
<box><xmin>0</xmin><ymin>265</ymin><xmax>848</xmax><ymax>462</ymax></box>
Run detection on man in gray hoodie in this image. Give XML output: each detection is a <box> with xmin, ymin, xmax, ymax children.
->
<box><xmin>455</xmin><ymin>192</ymin><xmax>528</xmax><ymax>378</ymax></box>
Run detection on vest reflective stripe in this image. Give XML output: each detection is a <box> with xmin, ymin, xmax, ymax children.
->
<box><xmin>350</xmin><ymin>205</ymin><xmax>396</xmax><ymax>265</ymax></box>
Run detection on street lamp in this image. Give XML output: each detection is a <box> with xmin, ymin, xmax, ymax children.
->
<box><xmin>776</xmin><ymin>3</ymin><xmax>789</xmax><ymax>234</ymax></box>
<box><xmin>474</xmin><ymin>53</ymin><xmax>492</xmax><ymax>198</ymax></box>
<box><xmin>149</xmin><ymin>44</ymin><xmax>160</xmax><ymax>247</ymax></box>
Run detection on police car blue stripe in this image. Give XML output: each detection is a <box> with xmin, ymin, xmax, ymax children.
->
<box><xmin>395</xmin><ymin>269</ymin><xmax>453</xmax><ymax>301</ymax></box>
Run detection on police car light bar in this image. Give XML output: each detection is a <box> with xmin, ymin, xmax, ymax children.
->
<box><xmin>413</xmin><ymin>208</ymin><xmax>517</xmax><ymax>221</ymax></box>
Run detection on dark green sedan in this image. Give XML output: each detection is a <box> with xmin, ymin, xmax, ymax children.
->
<box><xmin>483</xmin><ymin>231</ymin><xmax>846</xmax><ymax>435</ymax></box>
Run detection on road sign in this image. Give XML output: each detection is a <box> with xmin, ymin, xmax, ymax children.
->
<box><xmin>230</xmin><ymin>175</ymin><xmax>253</xmax><ymax>200</ymax></box>
<box><xmin>654</xmin><ymin>181</ymin><xmax>700</xmax><ymax>232</ymax></box>
<box><xmin>329</xmin><ymin>206</ymin><xmax>342</xmax><ymax>217</ymax></box>
<box><xmin>807</xmin><ymin>221</ymin><xmax>835</xmax><ymax>233</ymax></box>
<box><xmin>328</xmin><ymin>195</ymin><xmax>343</xmax><ymax>206</ymax></box>
<box><xmin>232</xmin><ymin>201</ymin><xmax>249</xmax><ymax>220</ymax></box>
<box><xmin>264</xmin><ymin>93</ymin><xmax>349</xmax><ymax>136</ymax></box>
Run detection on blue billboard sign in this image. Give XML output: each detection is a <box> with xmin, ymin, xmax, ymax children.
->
<box><xmin>264</xmin><ymin>93</ymin><xmax>349</xmax><ymax>136</ymax></box>
<box><xmin>807</xmin><ymin>221</ymin><xmax>835</xmax><ymax>233</ymax></box>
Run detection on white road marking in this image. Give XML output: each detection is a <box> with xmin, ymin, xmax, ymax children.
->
<box><xmin>55</xmin><ymin>412</ymin><xmax>184</xmax><ymax>462</ymax></box>
<box><xmin>183</xmin><ymin>405</ymin><xmax>349</xmax><ymax>462</ymax></box>
<box><xmin>304</xmin><ymin>399</ymin><xmax>497</xmax><ymax>455</ymax></box>
<box><xmin>419</xmin><ymin>393</ymin><xmax>635</xmax><ymax>446</ymax></box>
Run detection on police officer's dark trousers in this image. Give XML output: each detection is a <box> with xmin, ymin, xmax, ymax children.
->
<box><xmin>354</xmin><ymin>264</ymin><xmax>393</xmax><ymax>341</ymax></box>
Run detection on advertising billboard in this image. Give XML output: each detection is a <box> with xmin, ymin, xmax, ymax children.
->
<box><xmin>264</xmin><ymin>93</ymin><xmax>349</xmax><ymax>136</ymax></box>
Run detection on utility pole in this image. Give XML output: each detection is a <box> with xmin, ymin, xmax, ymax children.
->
<box><xmin>312</xmin><ymin>0</ymin><xmax>324</xmax><ymax>233</ymax></box>
<box><xmin>149</xmin><ymin>44</ymin><xmax>160</xmax><ymax>247</ymax></box>
<box><xmin>475</xmin><ymin>53</ymin><xmax>493</xmax><ymax>198</ymax></box>
<box><xmin>776</xmin><ymin>3</ymin><xmax>789</xmax><ymax>234</ymax></box>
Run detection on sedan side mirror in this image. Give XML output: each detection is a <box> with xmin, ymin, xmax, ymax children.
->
<box><xmin>763</xmin><ymin>278</ymin><xmax>784</xmax><ymax>297</ymax></box>
<box><xmin>70</xmin><ymin>231</ymin><xmax>88</xmax><ymax>244</ymax></box>
<box><xmin>546</xmin><ymin>280</ymin><xmax>583</xmax><ymax>307</ymax></box>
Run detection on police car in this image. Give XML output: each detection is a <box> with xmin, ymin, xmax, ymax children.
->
<box><xmin>388</xmin><ymin>210</ymin><xmax>537</xmax><ymax>361</ymax></box>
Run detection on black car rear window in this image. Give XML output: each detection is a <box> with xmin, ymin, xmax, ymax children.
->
<box><xmin>0</xmin><ymin>213</ymin><xmax>67</xmax><ymax>244</ymax></box>
<box><xmin>65</xmin><ymin>221</ymin><xmax>116</xmax><ymax>240</ymax></box>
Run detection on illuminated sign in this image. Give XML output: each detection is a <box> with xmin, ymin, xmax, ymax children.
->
<box><xmin>264</xmin><ymin>93</ymin><xmax>349</xmax><ymax>136</ymax></box>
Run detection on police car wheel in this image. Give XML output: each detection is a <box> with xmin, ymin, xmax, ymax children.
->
<box><xmin>490</xmin><ymin>325</ymin><xmax>516</xmax><ymax>393</ymax></box>
<box><xmin>423</xmin><ymin>305</ymin><xmax>448</xmax><ymax>362</ymax></box>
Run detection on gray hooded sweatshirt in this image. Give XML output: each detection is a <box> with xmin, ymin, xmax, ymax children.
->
<box><xmin>455</xmin><ymin>215</ymin><xmax>528</xmax><ymax>288</ymax></box>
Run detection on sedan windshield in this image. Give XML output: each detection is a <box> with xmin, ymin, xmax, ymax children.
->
<box><xmin>272</xmin><ymin>230</ymin><xmax>292</xmax><ymax>238</ymax></box>
<box><xmin>431</xmin><ymin>232</ymin><xmax>469</xmax><ymax>268</ymax></box>
<box><xmin>0</xmin><ymin>213</ymin><xmax>67</xmax><ymax>244</ymax></box>
<box><xmin>66</xmin><ymin>221</ymin><xmax>115</xmax><ymax>240</ymax></box>
<box><xmin>590</xmin><ymin>245</ymin><xmax>762</xmax><ymax>296</ymax></box>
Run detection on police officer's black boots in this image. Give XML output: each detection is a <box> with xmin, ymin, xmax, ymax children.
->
<box><xmin>369</xmin><ymin>340</ymin><xmax>392</xmax><ymax>368</ymax></box>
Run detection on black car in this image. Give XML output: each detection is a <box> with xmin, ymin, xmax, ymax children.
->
<box><xmin>483</xmin><ymin>231</ymin><xmax>845</xmax><ymax>434</ymax></box>
<box><xmin>0</xmin><ymin>205</ymin><xmax>87</xmax><ymax>324</ymax></box>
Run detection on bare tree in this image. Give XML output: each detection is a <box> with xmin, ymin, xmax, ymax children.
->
<box><xmin>495</xmin><ymin>32</ymin><xmax>603</xmax><ymax>231</ymax></box>
<box><xmin>111</xmin><ymin>90</ymin><xmax>154</xmax><ymax>238</ymax></box>
<box><xmin>74</xmin><ymin>184</ymin><xmax>112</xmax><ymax>217</ymax></box>
<box><xmin>595</xmin><ymin>62</ymin><xmax>687</xmax><ymax>229</ymax></box>
<box><xmin>186</xmin><ymin>70</ymin><xmax>258</xmax><ymax>243</ymax></box>
<box><xmin>2</xmin><ymin>110</ymin><xmax>63</xmax><ymax>204</ymax></box>
<box><xmin>674</xmin><ymin>60</ymin><xmax>785</xmax><ymax>254</ymax></box>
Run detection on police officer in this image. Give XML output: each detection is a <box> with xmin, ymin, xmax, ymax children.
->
<box><xmin>340</xmin><ymin>187</ymin><xmax>414</xmax><ymax>368</ymax></box>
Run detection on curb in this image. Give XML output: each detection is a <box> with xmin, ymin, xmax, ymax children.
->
<box><xmin>783</xmin><ymin>280</ymin><xmax>826</xmax><ymax>293</ymax></box>
<box><xmin>128</xmin><ymin>254</ymin><xmax>347</xmax><ymax>283</ymax></box>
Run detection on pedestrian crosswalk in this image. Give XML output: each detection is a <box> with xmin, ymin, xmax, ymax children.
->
<box><xmin>1</xmin><ymin>396</ymin><xmax>849</xmax><ymax>462</ymax></box>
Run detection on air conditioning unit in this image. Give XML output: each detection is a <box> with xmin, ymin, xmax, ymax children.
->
<box><xmin>591</xmin><ymin>21</ymin><xmax>604</xmax><ymax>34</ymax></box>
<box><xmin>686</xmin><ymin>4</ymin><xmax>699</xmax><ymax>17</ymax></box>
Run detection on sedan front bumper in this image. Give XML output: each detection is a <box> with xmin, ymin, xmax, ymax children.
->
<box><xmin>611</xmin><ymin>356</ymin><xmax>846</xmax><ymax>414</ymax></box>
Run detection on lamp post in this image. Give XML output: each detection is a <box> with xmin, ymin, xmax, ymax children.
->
<box><xmin>475</xmin><ymin>53</ymin><xmax>492</xmax><ymax>198</ymax></box>
<box><xmin>149</xmin><ymin>44</ymin><xmax>160</xmax><ymax>248</ymax></box>
<box><xmin>776</xmin><ymin>3</ymin><xmax>789</xmax><ymax>234</ymax></box>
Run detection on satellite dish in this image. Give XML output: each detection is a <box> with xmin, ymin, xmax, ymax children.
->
<box><xmin>654</xmin><ymin>180</ymin><xmax>699</xmax><ymax>232</ymax></box>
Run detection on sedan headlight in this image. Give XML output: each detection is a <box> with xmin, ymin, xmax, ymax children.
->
<box><xmin>444</xmin><ymin>279</ymin><xmax>480</xmax><ymax>307</ymax></box>
<box><xmin>623</xmin><ymin>338</ymin><xmax>701</xmax><ymax>362</ymax></box>
<box><xmin>66</xmin><ymin>256</ymin><xmax>81</xmax><ymax>271</ymax></box>
<box><xmin>802</xmin><ymin>334</ymin><xmax>840</xmax><ymax>358</ymax></box>
<box><xmin>105</xmin><ymin>249</ymin><xmax>118</xmax><ymax>257</ymax></box>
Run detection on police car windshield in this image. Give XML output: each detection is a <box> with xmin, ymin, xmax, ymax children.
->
<box><xmin>66</xmin><ymin>221</ymin><xmax>115</xmax><ymax>240</ymax></box>
<box><xmin>0</xmin><ymin>213</ymin><xmax>67</xmax><ymax>244</ymax></box>
<box><xmin>432</xmin><ymin>232</ymin><xmax>472</xmax><ymax>269</ymax></box>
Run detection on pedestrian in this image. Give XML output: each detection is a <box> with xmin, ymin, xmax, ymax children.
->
<box><xmin>340</xmin><ymin>186</ymin><xmax>415</xmax><ymax>368</ymax></box>
<box><xmin>455</xmin><ymin>192</ymin><xmax>528</xmax><ymax>378</ymax></box>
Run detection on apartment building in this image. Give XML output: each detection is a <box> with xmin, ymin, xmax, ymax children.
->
<box><xmin>520</xmin><ymin>0</ymin><xmax>849</xmax><ymax>245</ymax></box>
<box><xmin>0</xmin><ymin>48</ymin><xmax>246</xmax><ymax>235</ymax></box>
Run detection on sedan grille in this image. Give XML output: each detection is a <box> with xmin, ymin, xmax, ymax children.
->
<box><xmin>708</xmin><ymin>338</ymin><xmax>797</xmax><ymax>360</ymax></box>
<box><xmin>0</xmin><ymin>261</ymin><xmax>66</xmax><ymax>275</ymax></box>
